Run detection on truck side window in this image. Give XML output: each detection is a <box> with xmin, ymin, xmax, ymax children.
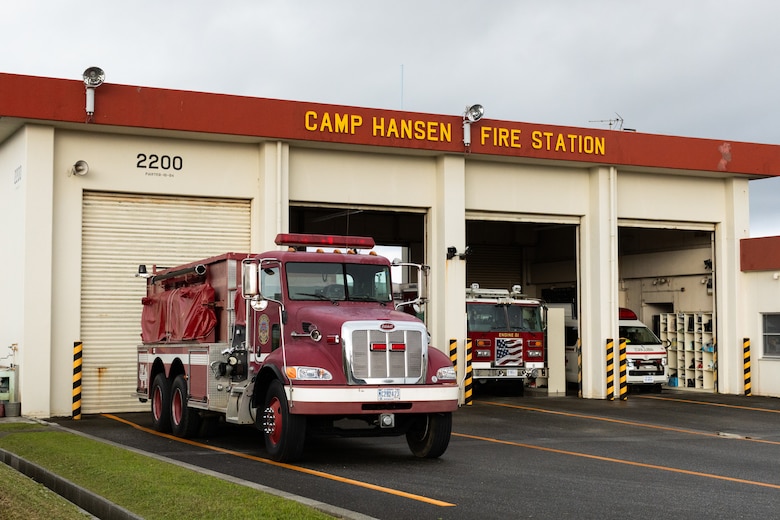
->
<box><xmin>271</xmin><ymin>324</ymin><xmax>280</xmax><ymax>351</ymax></box>
<box><xmin>261</xmin><ymin>266</ymin><xmax>281</xmax><ymax>300</ymax></box>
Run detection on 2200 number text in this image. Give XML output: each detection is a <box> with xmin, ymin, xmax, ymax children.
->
<box><xmin>136</xmin><ymin>154</ymin><xmax>183</xmax><ymax>170</ymax></box>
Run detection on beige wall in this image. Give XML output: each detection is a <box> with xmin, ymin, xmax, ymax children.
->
<box><xmin>0</xmin><ymin>121</ymin><xmax>762</xmax><ymax>415</ymax></box>
<box><xmin>0</xmin><ymin>126</ymin><xmax>55</xmax><ymax>415</ymax></box>
<box><xmin>741</xmin><ymin>271</ymin><xmax>780</xmax><ymax>397</ymax></box>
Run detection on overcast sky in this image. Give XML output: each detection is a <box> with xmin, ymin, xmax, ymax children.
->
<box><xmin>3</xmin><ymin>1</ymin><xmax>779</xmax><ymax>236</ymax></box>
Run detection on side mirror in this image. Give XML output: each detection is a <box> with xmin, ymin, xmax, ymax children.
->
<box><xmin>391</xmin><ymin>260</ymin><xmax>430</xmax><ymax>311</ymax></box>
<box><xmin>417</xmin><ymin>265</ymin><xmax>430</xmax><ymax>303</ymax></box>
<box><xmin>242</xmin><ymin>259</ymin><xmax>259</xmax><ymax>298</ymax></box>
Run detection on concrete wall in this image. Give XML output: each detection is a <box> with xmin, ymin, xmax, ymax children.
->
<box><xmin>741</xmin><ymin>270</ymin><xmax>780</xmax><ymax>397</ymax></box>
<box><xmin>0</xmin><ymin>120</ymin><xmax>762</xmax><ymax>415</ymax></box>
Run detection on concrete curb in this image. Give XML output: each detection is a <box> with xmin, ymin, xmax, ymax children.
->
<box><xmin>0</xmin><ymin>448</ymin><xmax>143</xmax><ymax>520</ymax></box>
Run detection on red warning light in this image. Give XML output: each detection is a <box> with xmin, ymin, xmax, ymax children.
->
<box><xmin>274</xmin><ymin>233</ymin><xmax>375</xmax><ymax>249</ymax></box>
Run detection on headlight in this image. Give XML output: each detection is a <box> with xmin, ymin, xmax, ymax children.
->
<box><xmin>435</xmin><ymin>366</ymin><xmax>457</xmax><ymax>381</ymax></box>
<box><xmin>285</xmin><ymin>366</ymin><xmax>333</xmax><ymax>380</ymax></box>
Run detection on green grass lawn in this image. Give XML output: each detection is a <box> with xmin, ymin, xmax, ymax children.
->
<box><xmin>0</xmin><ymin>422</ymin><xmax>335</xmax><ymax>520</ymax></box>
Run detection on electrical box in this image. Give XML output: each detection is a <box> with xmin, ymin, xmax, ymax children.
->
<box><xmin>0</xmin><ymin>368</ymin><xmax>16</xmax><ymax>402</ymax></box>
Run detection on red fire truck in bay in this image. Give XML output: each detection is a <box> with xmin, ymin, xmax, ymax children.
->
<box><xmin>135</xmin><ymin>233</ymin><xmax>458</xmax><ymax>462</ymax></box>
<box><xmin>465</xmin><ymin>284</ymin><xmax>547</xmax><ymax>386</ymax></box>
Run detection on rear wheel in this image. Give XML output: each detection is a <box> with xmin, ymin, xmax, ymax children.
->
<box><xmin>406</xmin><ymin>412</ymin><xmax>452</xmax><ymax>458</ymax></box>
<box><xmin>170</xmin><ymin>375</ymin><xmax>201</xmax><ymax>438</ymax></box>
<box><xmin>259</xmin><ymin>380</ymin><xmax>306</xmax><ymax>462</ymax></box>
<box><xmin>151</xmin><ymin>373</ymin><xmax>172</xmax><ymax>433</ymax></box>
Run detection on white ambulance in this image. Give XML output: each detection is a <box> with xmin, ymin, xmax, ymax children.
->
<box><xmin>557</xmin><ymin>305</ymin><xmax>668</xmax><ymax>389</ymax></box>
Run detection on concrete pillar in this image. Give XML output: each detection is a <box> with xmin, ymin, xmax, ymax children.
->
<box><xmin>718</xmin><ymin>177</ymin><xmax>750</xmax><ymax>394</ymax></box>
<box><xmin>257</xmin><ymin>141</ymin><xmax>290</xmax><ymax>249</ymax></box>
<box><xmin>428</xmin><ymin>155</ymin><xmax>467</xmax><ymax>400</ymax></box>
<box><xmin>579</xmin><ymin>166</ymin><xmax>618</xmax><ymax>399</ymax></box>
<box><xmin>21</xmin><ymin>126</ymin><xmax>55</xmax><ymax>416</ymax></box>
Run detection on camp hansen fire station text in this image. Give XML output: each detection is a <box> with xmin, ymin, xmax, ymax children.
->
<box><xmin>303</xmin><ymin>111</ymin><xmax>606</xmax><ymax>154</ymax></box>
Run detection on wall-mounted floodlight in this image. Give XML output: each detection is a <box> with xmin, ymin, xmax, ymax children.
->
<box><xmin>83</xmin><ymin>66</ymin><xmax>105</xmax><ymax>119</ymax></box>
<box><xmin>465</xmin><ymin>104</ymin><xmax>484</xmax><ymax>123</ymax></box>
<box><xmin>462</xmin><ymin>104</ymin><xmax>484</xmax><ymax>148</ymax></box>
<box><xmin>68</xmin><ymin>160</ymin><xmax>89</xmax><ymax>177</ymax></box>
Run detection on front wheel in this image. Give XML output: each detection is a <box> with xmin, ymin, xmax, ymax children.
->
<box><xmin>170</xmin><ymin>375</ymin><xmax>201</xmax><ymax>438</ymax></box>
<box><xmin>258</xmin><ymin>380</ymin><xmax>306</xmax><ymax>462</ymax></box>
<box><xmin>406</xmin><ymin>412</ymin><xmax>452</xmax><ymax>458</ymax></box>
<box><xmin>151</xmin><ymin>373</ymin><xmax>172</xmax><ymax>433</ymax></box>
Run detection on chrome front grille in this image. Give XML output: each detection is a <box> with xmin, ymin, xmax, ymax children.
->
<box><xmin>343</xmin><ymin>321</ymin><xmax>426</xmax><ymax>385</ymax></box>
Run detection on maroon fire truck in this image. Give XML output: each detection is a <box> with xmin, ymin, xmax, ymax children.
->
<box><xmin>136</xmin><ymin>233</ymin><xmax>458</xmax><ymax>462</ymax></box>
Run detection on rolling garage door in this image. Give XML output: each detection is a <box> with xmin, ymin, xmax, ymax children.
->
<box><xmin>80</xmin><ymin>192</ymin><xmax>251</xmax><ymax>413</ymax></box>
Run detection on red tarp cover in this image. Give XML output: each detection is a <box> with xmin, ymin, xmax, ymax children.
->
<box><xmin>234</xmin><ymin>288</ymin><xmax>246</xmax><ymax>326</ymax></box>
<box><xmin>141</xmin><ymin>284</ymin><xmax>216</xmax><ymax>343</ymax></box>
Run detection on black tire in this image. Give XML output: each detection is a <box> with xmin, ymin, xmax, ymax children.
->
<box><xmin>170</xmin><ymin>375</ymin><xmax>201</xmax><ymax>438</ymax></box>
<box><xmin>150</xmin><ymin>373</ymin><xmax>172</xmax><ymax>433</ymax></box>
<box><xmin>406</xmin><ymin>412</ymin><xmax>452</xmax><ymax>458</ymax></box>
<box><xmin>259</xmin><ymin>380</ymin><xmax>306</xmax><ymax>462</ymax></box>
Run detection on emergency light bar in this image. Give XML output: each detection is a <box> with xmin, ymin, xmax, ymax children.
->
<box><xmin>619</xmin><ymin>307</ymin><xmax>639</xmax><ymax>320</ymax></box>
<box><xmin>466</xmin><ymin>286</ymin><xmax>512</xmax><ymax>299</ymax></box>
<box><xmin>275</xmin><ymin>233</ymin><xmax>376</xmax><ymax>249</ymax></box>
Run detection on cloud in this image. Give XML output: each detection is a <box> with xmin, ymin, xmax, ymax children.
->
<box><xmin>2</xmin><ymin>0</ymin><xmax>779</xmax><ymax>235</ymax></box>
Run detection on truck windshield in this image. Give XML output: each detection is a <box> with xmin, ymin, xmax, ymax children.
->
<box><xmin>286</xmin><ymin>262</ymin><xmax>392</xmax><ymax>302</ymax></box>
<box><xmin>619</xmin><ymin>325</ymin><xmax>662</xmax><ymax>345</ymax></box>
<box><xmin>467</xmin><ymin>303</ymin><xmax>543</xmax><ymax>332</ymax></box>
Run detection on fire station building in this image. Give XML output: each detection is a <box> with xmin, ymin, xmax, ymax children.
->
<box><xmin>2</xmin><ymin>71</ymin><xmax>780</xmax><ymax>418</ymax></box>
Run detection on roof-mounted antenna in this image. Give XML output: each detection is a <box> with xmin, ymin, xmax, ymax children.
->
<box><xmin>589</xmin><ymin>112</ymin><xmax>636</xmax><ymax>132</ymax></box>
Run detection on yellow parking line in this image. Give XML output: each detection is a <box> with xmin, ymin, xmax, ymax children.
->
<box><xmin>479</xmin><ymin>400</ymin><xmax>780</xmax><ymax>446</ymax></box>
<box><xmin>637</xmin><ymin>394</ymin><xmax>780</xmax><ymax>414</ymax></box>
<box><xmin>452</xmin><ymin>431</ymin><xmax>780</xmax><ymax>491</ymax></box>
<box><xmin>102</xmin><ymin>413</ymin><xmax>455</xmax><ymax>507</ymax></box>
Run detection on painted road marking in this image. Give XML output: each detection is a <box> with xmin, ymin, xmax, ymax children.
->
<box><xmin>102</xmin><ymin>413</ymin><xmax>455</xmax><ymax>507</ymax></box>
<box><xmin>637</xmin><ymin>394</ymin><xmax>780</xmax><ymax>414</ymax></box>
<box><xmin>452</xmin><ymin>430</ymin><xmax>780</xmax><ymax>490</ymax></box>
<box><xmin>459</xmin><ymin>400</ymin><xmax>780</xmax><ymax>490</ymax></box>
<box><xmin>479</xmin><ymin>400</ymin><xmax>780</xmax><ymax>445</ymax></box>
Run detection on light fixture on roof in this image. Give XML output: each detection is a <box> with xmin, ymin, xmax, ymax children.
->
<box><xmin>465</xmin><ymin>104</ymin><xmax>484</xmax><ymax>123</ymax></box>
<box><xmin>462</xmin><ymin>104</ymin><xmax>484</xmax><ymax>148</ymax></box>
<box><xmin>82</xmin><ymin>66</ymin><xmax>105</xmax><ymax>120</ymax></box>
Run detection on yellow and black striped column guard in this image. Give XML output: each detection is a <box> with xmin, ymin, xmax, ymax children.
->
<box><xmin>576</xmin><ymin>338</ymin><xmax>583</xmax><ymax>398</ymax></box>
<box><xmin>743</xmin><ymin>337</ymin><xmax>751</xmax><ymax>396</ymax></box>
<box><xmin>713</xmin><ymin>340</ymin><xmax>718</xmax><ymax>392</ymax></box>
<box><xmin>618</xmin><ymin>338</ymin><xmax>628</xmax><ymax>400</ymax></box>
<box><xmin>72</xmin><ymin>341</ymin><xmax>83</xmax><ymax>420</ymax></box>
<box><xmin>449</xmin><ymin>338</ymin><xmax>461</xmax><ymax>405</ymax></box>
<box><xmin>449</xmin><ymin>338</ymin><xmax>457</xmax><ymax>371</ymax></box>
<box><xmin>605</xmin><ymin>338</ymin><xmax>614</xmax><ymax>400</ymax></box>
<box><xmin>464</xmin><ymin>339</ymin><xmax>473</xmax><ymax>405</ymax></box>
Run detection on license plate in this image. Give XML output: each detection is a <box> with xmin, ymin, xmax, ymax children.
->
<box><xmin>507</xmin><ymin>369</ymin><xmax>518</xmax><ymax>377</ymax></box>
<box><xmin>378</xmin><ymin>388</ymin><xmax>401</xmax><ymax>401</ymax></box>
<box><xmin>643</xmin><ymin>376</ymin><xmax>654</xmax><ymax>383</ymax></box>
